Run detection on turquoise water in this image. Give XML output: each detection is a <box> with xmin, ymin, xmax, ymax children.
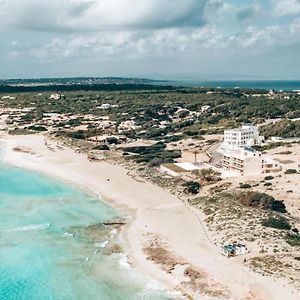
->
<box><xmin>158</xmin><ymin>80</ymin><xmax>300</xmax><ymax>91</ymax></box>
<box><xmin>0</xmin><ymin>158</ymin><xmax>170</xmax><ymax>299</ymax></box>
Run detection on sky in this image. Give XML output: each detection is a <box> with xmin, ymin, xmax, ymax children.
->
<box><xmin>0</xmin><ymin>0</ymin><xmax>300</xmax><ymax>79</ymax></box>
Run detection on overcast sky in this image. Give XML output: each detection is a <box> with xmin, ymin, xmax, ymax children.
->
<box><xmin>0</xmin><ymin>0</ymin><xmax>300</xmax><ymax>79</ymax></box>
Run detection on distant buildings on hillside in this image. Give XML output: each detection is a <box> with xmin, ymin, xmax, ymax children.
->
<box><xmin>1</xmin><ymin>95</ymin><xmax>16</xmax><ymax>100</ymax></box>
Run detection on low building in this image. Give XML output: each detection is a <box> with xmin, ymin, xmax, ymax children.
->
<box><xmin>49</xmin><ymin>93</ymin><xmax>61</xmax><ymax>100</ymax></box>
<box><xmin>263</xmin><ymin>158</ymin><xmax>282</xmax><ymax>173</ymax></box>
<box><xmin>222</xmin><ymin>243</ymin><xmax>248</xmax><ymax>257</ymax></box>
<box><xmin>118</xmin><ymin>120</ymin><xmax>139</xmax><ymax>131</ymax></box>
<box><xmin>160</xmin><ymin>162</ymin><xmax>201</xmax><ymax>177</ymax></box>
<box><xmin>160</xmin><ymin>163</ymin><xmax>187</xmax><ymax>177</ymax></box>
<box><xmin>222</xmin><ymin>148</ymin><xmax>282</xmax><ymax>176</ymax></box>
<box><xmin>219</xmin><ymin>124</ymin><xmax>264</xmax><ymax>154</ymax></box>
<box><xmin>201</xmin><ymin>105</ymin><xmax>211</xmax><ymax>112</ymax></box>
<box><xmin>97</xmin><ymin>103</ymin><xmax>111</xmax><ymax>110</ymax></box>
<box><xmin>221</xmin><ymin>147</ymin><xmax>263</xmax><ymax>176</ymax></box>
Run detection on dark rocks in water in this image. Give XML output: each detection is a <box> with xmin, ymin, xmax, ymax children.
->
<box><xmin>103</xmin><ymin>221</ymin><xmax>127</xmax><ymax>226</ymax></box>
<box><xmin>103</xmin><ymin>244</ymin><xmax>123</xmax><ymax>255</ymax></box>
<box><xmin>65</xmin><ymin>220</ymin><xmax>126</xmax><ymax>243</ymax></box>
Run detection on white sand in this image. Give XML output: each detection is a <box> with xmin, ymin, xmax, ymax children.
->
<box><xmin>1</xmin><ymin>134</ymin><xmax>299</xmax><ymax>299</ymax></box>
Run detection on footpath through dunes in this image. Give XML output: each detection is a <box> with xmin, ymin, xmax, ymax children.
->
<box><xmin>2</xmin><ymin>134</ymin><xmax>300</xmax><ymax>300</ymax></box>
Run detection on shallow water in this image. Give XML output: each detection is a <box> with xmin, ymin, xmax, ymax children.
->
<box><xmin>0</xmin><ymin>159</ymin><xmax>170</xmax><ymax>300</ymax></box>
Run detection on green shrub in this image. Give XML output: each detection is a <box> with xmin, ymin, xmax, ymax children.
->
<box><xmin>183</xmin><ymin>181</ymin><xmax>201</xmax><ymax>194</ymax></box>
<box><xmin>286</xmin><ymin>234</ymin><xmax>300</xmax><ymax>247</ymax></box>
<box><xmin>294</xmin><ymin>257</ymin><xmax>300</xmax><ymax>261</ymax></box>
<box><xmin>269</xmin><ymin>200</ymin><xmax>287</xmax><ymax>213</ymax></box>
<box><xmin>122</xmin><ymin>142</ymin><xmax>181</xmax><ymax>166</ymax></box>
<box><xmin>239</xmin><ymin>183</ymin><xmax>252</xmax><ymax>189</ymax></box>
<box><xmin>106</xmin><ymin>137</ymin><xmax>120</xmax><ymax>145</ymax></box>
<box><xmin>264</xmin><ymin>176</ymin><xmax>274</xmax><ymax>181</ymax></box>
<box><xmin>93</xmin><ymin>145</ymin><xmax>110</xmax><ymax>151</ymax></box>
<box><xmin>194</xmin><ymin>168</ymin><xmax>222</xmax><ymax>183</ymax></box>
<box><xmin>262</xmin><ymin>217</ymin><xmax>291</xmax><ymax>230</ymax></box>
<box><xmin>284</xmin><ymin>169</ymin><xmax>297</xmax><ymax>174</ymax></box>
<box><xmin>68</xmin><ymin>130</ymin><xmax>85</xmax><ymax>139</ymax></box>
<box><xmin>28</xmin><ymin>125</ymin><xmax>48</xmax><ymax>132</ymax></box>
<box><xmin>237</xmin><ymin>191</ymin><xmax>286</xmax><ymax>213</ymax></box>
<box><xmin>184</xmin><ymin>130</ymin><xmax>198</xmax><ymax>136</ymax></box>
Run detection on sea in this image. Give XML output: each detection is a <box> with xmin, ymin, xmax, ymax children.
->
<box><xmin>159</xmin><ymin>80</ymin><xmax>300</xmax><ymax>91</ymax></box>
<box><xmin>0</xmin><ymin>149</ymin><xmax>172</xmax><ymax>300</ymax></box>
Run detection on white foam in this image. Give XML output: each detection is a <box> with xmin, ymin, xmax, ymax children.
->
<box><xmin>110</xmin><ymin>229</ymin><xmax>117</xmax><ymax>235</ymax></box>
<box><xmin>145</xmin><ymin>280</ymin><xmax>165</xmax><ymax>291</ymax></box>
<box><xmin>95</xmin><ymin>240</ymin><xmax>109</xmax><ymax>248</ymax></box>
<box><xmin>2</xmin><ymin>223</ymin><xmax>51</xmax><ymax>233</ymax></box>
<box><xmin>118</xmin><ymin>254</ymin><xmax>131</xmax><ymax>270</ymax></box>
<box><xmin>64</xmin><ymin>232</ymin><xmax>74</xmax><ymax>237</ymax></box>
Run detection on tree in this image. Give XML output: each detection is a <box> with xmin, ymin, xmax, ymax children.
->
<box><xmin>193</xmin><ymin>168</ymin><xmax>221</xmax><ymax>183</ymax></box>
<box><xmin>183</xmin><ymin>181</ymin><xmax>201</xmax><ymax>194</ymax></box>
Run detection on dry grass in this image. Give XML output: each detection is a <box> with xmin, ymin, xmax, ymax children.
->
<box><xmin>143</xmin><ymin>237</ymin><xmax>230</xmax><ymax>298</ymax></box>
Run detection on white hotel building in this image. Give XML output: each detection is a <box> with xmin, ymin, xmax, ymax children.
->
<box><xmin>219</xmin><ymin>124</ymin><xmax>264</xmax><ymax>154</ymax></box>
<box><xmin>219</xmin><ymin>125</ymin><xmax>280</xmax><ymax>175</ymax></box>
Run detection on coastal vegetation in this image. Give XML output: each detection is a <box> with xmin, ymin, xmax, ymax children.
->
<box><xmin>260</xmin><ymin>119</ymin><xmax>300</xmax><ymax>139</ymax></box>
<box><xmin>193</xmin><ymin>168</ymin><xmax>222</xmax><ymax>183</ymax></box>
<box><xmin>1</xmin><ymin>86</ymin><xmax>300</xmax><ymax>143</ymax></box>
<box><xmin>262</xmin><ymin>216</ymin><xmax>292</xmax><ymax>230</ymax></box>
<box><xmin>121</xmin><ymin>143</ymin><xmax>181</xmax><ymax>166</ymax></box>
<box><xmin>183</xmin><ymin>181</ymin><xmax>201</xmax><ymax>194</ymax></box>
<box><xmin>236</xmin><ymin>191</ymin><xmax>287</xmax><ymax>213</ymax></box>
<box><xmin>284</xmin><ymin>169</ymin><xmax>298</xmax><ymax>174</ymax></box>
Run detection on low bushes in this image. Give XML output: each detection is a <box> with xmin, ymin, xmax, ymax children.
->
<box><xmin>93</xmin><ymin>145</ymin><xmax>110</xmax><ymax>151</ymax></box>
<box><xmin>193</xmin><ymin>168</ymin><xmax>222</xmax><ymax>183</ymax></box>
<box><xmin>183</xmin><ymin>181</ymin><xmax>201</xmax><ymax>194</ymax></box>
<box><xmin>284</xmin><ymin>169</ymin><xmax>297</xmax><ymax>174</ymax></box>
<box><xmin>286</xmin><ymin>234</ymin><xmax>300</xmax><ymax>247</ymax></box>
<box><xmin>27</xmin><ymin>125</ymin><xmax>48</xmax><ymax>132</ymax></box>
<box><xmin>262</xmin><ymin>216</ymin><xmax>292</xmax><ymax>230</ymax></box>
<box><xmin>122</xmin><ymin>142</ymin><xmax>181</xmax><ymax>166</ymax></box>
<box><xmin>239</xmin><ymin>183</ymin><xmax>252</xmax><ymax>189</ymax></box>
<box><xmin>236</xmin><ymin>191</ymin><xmax>287</xmax><ymax>213</ymax></box>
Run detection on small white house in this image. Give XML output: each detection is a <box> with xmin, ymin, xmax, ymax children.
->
<box><xmin>222</xmin><ymin>243</ymin><xmax>248</xmax><ymax>257</ymax></box>
<box><xmin>97</xmin><ymin>103</ymin><xmax>111</xmax><ymax>110</ymax></box>
<box><xmin>1</xmin><ymin>96</ymin><xmax>16</xmax><ymax>100</ymax></box>
<box><xmin>49</xmin><ymin>94</ymin><xmax>61</xmax><ymax>100</ymax></box>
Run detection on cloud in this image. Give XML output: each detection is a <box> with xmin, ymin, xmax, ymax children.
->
<box><xmin>273</xmin><ymin>0</ymin><xmax>300</xmax><ymax>16</ymax></box>
<box><xmin>19</xmin><ymin>16</ymin><xmax>300</xmax><ymax>64</ymax></box>
<box><xmin>237</xmin><ymin>7</ymin><xmax>257</xmax><ymax>21</ymax></box>
<box><xmin>0</xmin><ymin>0</ymin><xmax>208</xmax><ymax>32</ymax></box>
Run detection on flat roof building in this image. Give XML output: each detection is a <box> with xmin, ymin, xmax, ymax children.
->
<box><xmin>219</xmin><ymin>124</ymin><xmax>264</xmax><ymax>154</ymax></box>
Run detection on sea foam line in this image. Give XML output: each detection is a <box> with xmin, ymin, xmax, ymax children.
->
<box><xmin>1</xmin><ymin>223</ymin><xmax>51</xmax><ymax>232</ymax></box>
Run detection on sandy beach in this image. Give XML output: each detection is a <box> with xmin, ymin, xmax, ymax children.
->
<box><xmin>1</xmin><ymin>133</ymin><xmax>299</xmax><ymax>300</ymax></box>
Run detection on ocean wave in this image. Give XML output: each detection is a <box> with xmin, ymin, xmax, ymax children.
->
<box><xmin>95</xmin><ymin>240</ymin><xmax>109</xmax><ymax>248</ymax></box>
<box><xmin>118</xmin><ymin>254</ymin><xmax>131</xmax><ymax>270</ymax></box>
<box><xmin>1</xmin><ymin>223</ymin><xmax>51</xmax><ymax>233</ymax></box>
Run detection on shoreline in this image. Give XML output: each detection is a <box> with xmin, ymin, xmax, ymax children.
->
<box><xmin>1</xmin><ymin>133</ymin><xmax>299</xmax><ymax>299</ymax></box>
